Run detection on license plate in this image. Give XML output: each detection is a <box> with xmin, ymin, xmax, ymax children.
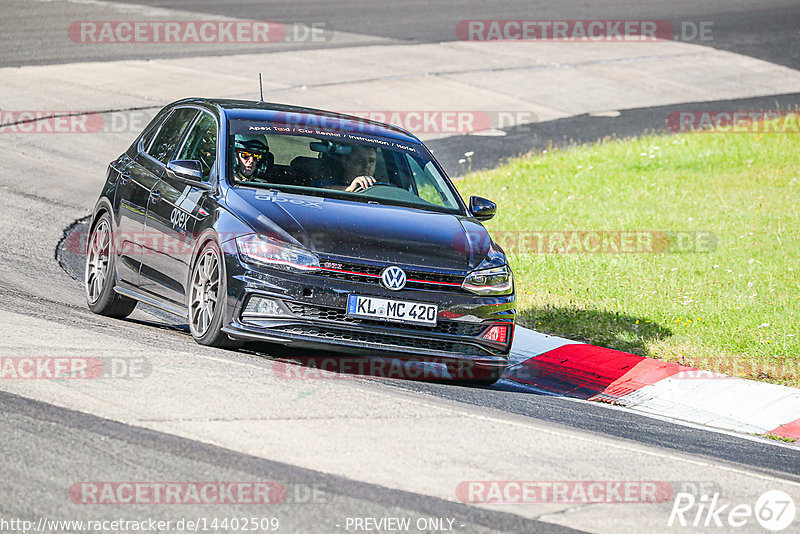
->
<box><xmin>346</xmin><ymin>295</ymin><xmax>438</xmax><ymax>326</ymax></box>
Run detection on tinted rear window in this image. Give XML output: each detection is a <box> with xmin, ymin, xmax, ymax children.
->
<box><xmin>147</xmin><ymin>108</ymin><xmax>198</xmax><ymax>164</ymax></box>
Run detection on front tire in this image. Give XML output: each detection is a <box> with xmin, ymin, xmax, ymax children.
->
<box><xmin>188</xmin><ymin>241</ymin><xmax>242</xmax><ymax>349</ymax></box>
<box><xmin>85</xmin><ymin>213</ymin><xmax>137</xmax><ymax>318</ymax></box>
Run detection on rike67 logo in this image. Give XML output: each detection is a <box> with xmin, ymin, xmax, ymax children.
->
<box><xmin>668</xmin><ymin>490</ymin><xmax>796</xmax><ymax>531</ymax></box>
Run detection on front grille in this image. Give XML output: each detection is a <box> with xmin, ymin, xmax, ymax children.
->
<box><xmin>284</xmin><ymin>302</ymin><xmax>487</xmax><ymax>337</ymax></box>
<box><xmin>316</xmin><ymin>260</ymin><xmax>466</xmax><ymax>292</ymax></box>
<box><xmin>273</xmin><ymin>325</ymin><xmax>492</xmax><ymax>356</ymax></box>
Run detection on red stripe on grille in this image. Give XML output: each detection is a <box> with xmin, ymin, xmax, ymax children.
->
<box><xmin>322</xmin><ymin>267</ymin><xmax>380</xmax><ymax>278</ymax></box>
<box><xmin>407</xmin><ymin>278</ymin><xmax>462</xmax><ymax>286</ymax></box>
<box><xmin>321</xmin><ymin>267</ymin><xmax>462</xmax><ymax>287</ymax></box>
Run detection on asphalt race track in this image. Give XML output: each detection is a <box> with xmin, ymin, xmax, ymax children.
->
<box><xmin>4</xmin><ymin>0</ymin><xmax>799</xmax><ymax>69</ymax></box>
<box><xmin>1</xmin><ymin>1</ymin><xmax>799</xmax><ymax>533</ymax></box>
<box><xmin>4</xmin><ymin>0</ymin><xmax>800</xmax><ymax>170</ymax></box>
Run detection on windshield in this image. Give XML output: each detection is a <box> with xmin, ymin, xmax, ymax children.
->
<box><xmin>227</xmin><ymin>119</ymin><xmax>464</xmax><ymax>214</ymax></box>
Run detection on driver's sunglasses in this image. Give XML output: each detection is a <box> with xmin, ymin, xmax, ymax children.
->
<box><xmin>238</xmin><ymin>151</ymin><xmax>262</xmax><ymax>160</ymax></box>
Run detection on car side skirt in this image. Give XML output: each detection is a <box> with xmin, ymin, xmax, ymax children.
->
<box><xmin>114</xmin><ymin>282</ymin><xmax>188</xmax><ymax>318</ymax></box>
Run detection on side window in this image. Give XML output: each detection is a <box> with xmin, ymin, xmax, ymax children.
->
<box><xmin>405</xmin><ymin>154</ymin><xmax>443</xmax><ymax>206</ymax></box>
<box><xmin>403</xmin><ymin>154</ymin><xmax>458</xmax><ymax>208</ymax></box>
<box><xmin>178</xmin><ymin>113</ymin><xmax>217</xmax><ymax>182</ymax></box>
<box><xmin>138</xmin><ymin>112</ymin><xmax>168</xmax><ymax>153</ymax></box>
<box><xmin>147</xmin><ymin>108</ymin><xmax>198</xmax><ymax>164</ymax></box>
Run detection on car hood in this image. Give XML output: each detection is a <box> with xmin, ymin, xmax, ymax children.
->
<box><xmin>225</xmin><ymin>187</ymin><xmax>492</xmax><ymax>272</ymax></box>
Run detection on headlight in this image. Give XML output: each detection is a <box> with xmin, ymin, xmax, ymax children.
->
<box><xmin>462</xmin><ymin>265</ymin><xmax>513</xmax><ymax>295</ymax></box>
<box><xmin>236</xmin><ymin>234</ymin><xmax>320</xmax><ymax>272</ymax></box>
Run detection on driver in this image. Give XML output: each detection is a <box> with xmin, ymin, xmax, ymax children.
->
<box><xmin>332</xmin><ymin>145</ymin><xmax>377</xmax><ymax>192</ymax></box>
<box><xmin>234</xmin><ymin>136</ymin><xmax>270</xmax><ymax>182</ymax></box>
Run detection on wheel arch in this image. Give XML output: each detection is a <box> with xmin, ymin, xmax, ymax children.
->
<box><xmin>186</xmin><ymin>229</ymin><xmax>226</xmax><ymax>308</ymax></box>
<box><xmin>89</xmin><ymin>197</ymin><xmax>115</xmax><ymax>234</ymax></box>
<box><xmin>189</xmin><ymin>229</ymin><xmax>224</xmax><ymax>272</ymax></box>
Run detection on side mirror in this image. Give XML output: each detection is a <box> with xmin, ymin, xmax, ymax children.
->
<box><xmin>166</xmin><ymin>160</ymin><xmax>211</xmax><ymax>190</ymax></box>
<box><xmin>469</xmin><ymin>196</ymin><xmax>496</xmax><ymax>221</ymax></box>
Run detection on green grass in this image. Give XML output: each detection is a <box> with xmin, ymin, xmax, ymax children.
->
<box><xmin>456</xmin><ymin>119</ymin><xmax>800</xmax><ymax>387</ymax></box>
<box><xmin>760</xmin><ymin>433</ymin><xmax>797</xmax><ymax>443</ymax></box>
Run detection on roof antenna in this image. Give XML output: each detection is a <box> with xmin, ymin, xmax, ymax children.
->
<box><xmin>258</xmin><ymin>73</ymin><xmax>264</xmax><ymax>102</ymax></box>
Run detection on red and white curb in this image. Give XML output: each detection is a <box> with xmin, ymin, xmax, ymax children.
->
<box><xmin>506</xmin><ymin>327</ymin><xmax>800</xmax><ymax>441</ymax></box>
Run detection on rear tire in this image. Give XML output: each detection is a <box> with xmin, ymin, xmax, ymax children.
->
<box><xmin>188</xmin><ymin>241</ymin><xmax>242</xmax><ymax>349</ymax></box>
<box><xmin>85</xmin><ymin>213</ymin><xmax>137</xmax><ymax>318</ymax></box>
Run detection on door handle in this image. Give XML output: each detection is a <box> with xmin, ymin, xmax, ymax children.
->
<box><xmin>150</xmin><ymin>189</ymin><xmax>161</xmax><ymax>203</ymax></box>
<box><xmin>120</xmin><ymin>173</ymin><xmax>130</xmax><ymax>185</ymax></box>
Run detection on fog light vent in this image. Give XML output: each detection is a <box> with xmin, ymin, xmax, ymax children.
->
<box><xmin>481</xmin><ymin>324</ymin><xmax>509</xmax><ymax>344</ymax></box>
<box><xmin>243</xmin><ymin>297</ymin><xmax>288</xmax><ymax>318</ymax></box>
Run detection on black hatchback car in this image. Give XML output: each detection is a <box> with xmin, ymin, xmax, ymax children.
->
<box><xmin>85</xmin><ymin>98</ymin><xmax>515</xmax><ymax>383</ymax></box>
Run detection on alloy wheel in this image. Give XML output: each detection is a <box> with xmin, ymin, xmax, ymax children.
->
<box><xmin>190</xmin><ymin>248</ymin><xmax>220</xmax><ymax>336</ymax></box>
<box><xmin>85</xmin><ymin>219</ymin><xmax>111</xmax><ymax>304</ymax></box>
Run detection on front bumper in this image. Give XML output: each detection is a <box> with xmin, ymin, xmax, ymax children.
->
<box><xmin>220</xmin><ymin>250</ymin><xmax>516</xmax><ymax>368</ymax></box>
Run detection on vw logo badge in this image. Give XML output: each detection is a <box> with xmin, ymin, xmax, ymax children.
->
<box><xmin>380</xmin><ymin>266</ymin><xmax>407</xmax><ymax>291</ymax></box>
